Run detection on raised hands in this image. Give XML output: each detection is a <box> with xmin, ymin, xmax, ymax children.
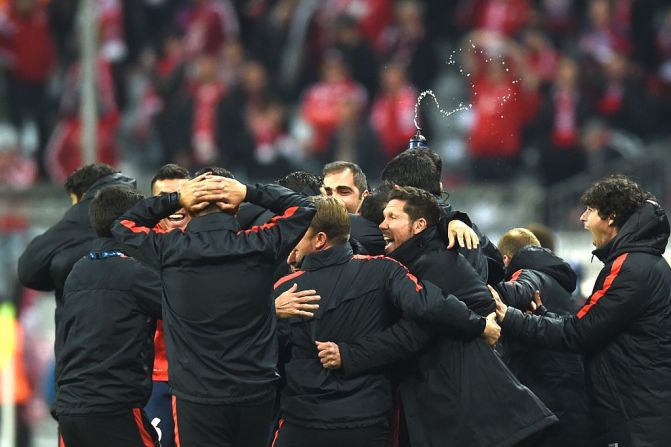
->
<box><xmin>178</xmin><ymin>172</ymin><xmax>248</xmax><ymax>213</ymax></box>
<box><xmin>447</xmin><ymin>219</ymin><xmax>480</xmax><ymax>250</ymax></box>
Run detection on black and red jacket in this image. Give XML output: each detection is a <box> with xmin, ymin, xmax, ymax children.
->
<box><xmin>111</xmin><ymin>184</ymin><xmax>315</xmax><ymax>405</ymax></box>
<box><xmin>17</xmin><ymin>173</ymin><xmax>136</xmax><ymax>303</ymax></box>
<box><xmin>53</xmin><ymin>237</ymin><xmax>161</xmax><ymax>416</ymax></box>
<box><xmin>495</xmin><ymin>246</ymin><xmax>590</xmax><ymax>447</ymax></box>
<box><xmin>273</xmin><ymin>243</ymin><xmax>486</xmax><ymax>430</ymax></box>
<box><xmin>501</xmin><ymin>201</ymin><xmax>671</xmax><ymax>446</ymax></box>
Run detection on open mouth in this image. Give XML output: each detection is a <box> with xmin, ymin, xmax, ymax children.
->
<box><xmin>168</xmin><ymin>212</ymin><xmax>186</xmax><ymax>224</ymax></box>
<box><xmin>383</xmin><ymin>235</ymin><xmax>395</xmax><ymax>252</ymax></box>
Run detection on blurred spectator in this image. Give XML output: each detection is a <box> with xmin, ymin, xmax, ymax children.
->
<box><xmin>0</xmin><ymin>124</ymin><xmax>37</xmax><ymax>188</ymax></box>
<box><xmin>536</xmin><ymin>0</ymin><xmax>579</xmax><ymax>38</ymax></box>
<box><xmin>457</xmin><ymin>0</ymin><xmax>531</xmax><ymax>38</ymax></box>
<box><xmin>0</xmin><ymin>0</ymin><xmax>56</xmax><ymax>180</ymax></box>
<box><xmin>463</xmin><ymin>32</ymin><xmax>540</xmax><ymax>181</ymax></box>
<box><xmin>594</xmin><ymin>51</ymin><xmax>651</xmax><ymax>138</ymax></box>
<box><xmin>300</xmin><ymin>50</ymin><xmax>367</xmax><ymax>155</ymax></box>
<box><xmin>380</xmin><ymin>0</ymin><xmax>436</xmax><ymax>90</ymax></box>
<box><xmin>320</xmin><ymin>0</ymin><xmax>393</xmax><ymax>51</ymax></box>
<box><xmin>579</xmin><ymin>0</ymin><xmax>631</xmax><ymax>67</ymax></box>
<box><xmin>186</xmin><ymin>54</ymin><xmax>228</xmax><ymax>167</ymax></box>
<box><xmin>530</xmin><ymin>56</ymin><xmax>589</xmax><ymax>185</ymax></box>
<box><xmin>334</xmin><ymin>14</ymin><xmax>379</xmax><ymax>96</ymax></box>
<box><xmin>325</xmin><ymin>93</ymin><xmax>385</xmax><ymax>176</ymax></box>
<box><xmin>45</xmin><ymin>55</ymin><xmax>120</xmax><ymax>182</ymax></box>
<box><xmin>521</xmin><ymin>27</ymin><xmax>559</xmax><ymax>87</ymax></box>
<box><xmin>179</xmin><ymin>0</ymin><xmax>238</xmax><ymax>58</ymax></box>
<box><xmin>370</xmin><ymin>62</ymin><xmax>417</xmax><ymax>160</ymax></box>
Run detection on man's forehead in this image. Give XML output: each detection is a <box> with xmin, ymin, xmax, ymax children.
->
<box><xmin>384</xmin><ymin>199</ymin><xmax>407</xmax><ymax>213</ymax></box>
<box><xmin>323</xmin><ymin>169</ymin><xmax>355</xmax><ymax>187</ymax></box>
<box><xmin>152</xmin><ymin>178</ymin><xmax>188</xmax><ymax>194</ymax></box>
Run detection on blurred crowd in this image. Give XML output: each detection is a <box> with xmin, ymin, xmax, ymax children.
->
<box><xmin>0</xmin><ymin>0</ymin><xmax>671</xmax><ymax>188</ymax></box>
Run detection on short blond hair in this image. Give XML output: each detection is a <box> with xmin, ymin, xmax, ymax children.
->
<box><xmin>498</xmin><ymin>228</ymin><xmax>541</xmax><ymax>259</ymax></box>
<box><xmin>309</xmin><ymin>196</ymin><xmax>351</xmax><ymax>244</ymax></box>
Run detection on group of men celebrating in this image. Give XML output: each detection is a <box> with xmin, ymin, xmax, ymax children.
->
<box><xmin>17</xmin><ymin>145</ymin><xmax>671</xmax><ymax>447</ymax></box>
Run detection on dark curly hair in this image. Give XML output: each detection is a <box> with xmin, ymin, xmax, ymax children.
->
<box><xmin>580</xmin><ymin>175</ymin><xmax>654</xmax><ymax>228</ymax></box>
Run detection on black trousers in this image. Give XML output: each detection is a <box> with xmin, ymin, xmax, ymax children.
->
<box><xmin>273</xmin><ymin>421</ymin><xmax>391</xmax><ymax>447</ymax></box>
<box><xmin>172</xmin><ymin>396</ymin><xmax>275</xmax><ymax>447</ymax></box>
<box><xmin>58</xmin><ymin>408</ymin><xmax>160</xmax><ymax>447</ymax></box>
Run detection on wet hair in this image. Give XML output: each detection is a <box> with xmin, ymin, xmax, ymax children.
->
<box><xmin>278</xmin><ymin>171</ymin><xmax>322</xmax><ymax>195</ymax></box>
<box><xmin>498</xmin><ymin>228</ymin><xmax>541</xmax><ymax>259</ymax></box>
<box><xmin>65</xmin><ymin>163</ymin><xmax>119</xmax><ymax>200</ymax></box>
<box><xmin>89</xmin><ymin>187</ymin><xmax>144</xmax><ymax>237</ymax></box>
<box><xmin>386</xmin><ymin>186</ymin><xmax>440</xmax><ymax>226</ymax></box>
<box><xmin>309</xmin><ymin>196</ymin><xmax>351</xmax><ymax>245</ymax></box>
<box><xmin>359</xmin><ymin>182</ymin><xmax>395</xmax><ymax>225</ymax></box>
<box><xmin>194</xmin><ymin>166</ymin><xmax>235</xmax><ymax>178</ymax></box>
<box><xmin>322</xmin><ymin>161</ymin><xmax>369</xmax><ymax>196</ymax></box>
<box><xmin>150</xmin><ymin>164</ymin><xmax>190</xmax><ymax>192</ymax></box>
<box><xmin>381</xmin><ymin>149</ymin><xmax>441</xmax><ymax>195</ymax></box>
<box><xmin>580</xmin><ymin>175</ymin><xmax>653</xmax><ymax>228</ymax></box>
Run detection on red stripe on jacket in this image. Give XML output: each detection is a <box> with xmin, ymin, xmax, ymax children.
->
<box><xmin>353</xmin><ymin>254</ymin><xmax>423</xmax><ymax>292</ymax></box>
<box><xmin>576</xmin><ymin>253</ymin><xmax>629</xmax><ymax>319</ymax></box>
<box><xmin>240</xmin><ymin>206</ymin><xmax>299</xmax><ymax>235</ymax></box>
<box><xmin>132</xmin><ymin>408</ymin><xmax>156</xmax><ymax>447</ymax></box>
<box><xmin>509</xmin><ymin>269</ymin><xmax>524</xmax><ymax>282</ymax></box>
<box><xmin>274</xmin><ymin>270</ymin><xmax>306</xmax><ymax>290</ymax></box>
<box><xmin>119</xmin><ymin>220</ymin><xmax>171</xmax><ymax>234</ymax></box>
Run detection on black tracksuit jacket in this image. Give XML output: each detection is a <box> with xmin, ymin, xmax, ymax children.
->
<box><xmin>501</xmin><ymin>201</ymin><xmax>671</xmax><ymax>447</ymax></box>
<box><xmin>111</xmin><ymin>184</ymin><xmax>315</xmax><ymax>405</ymax></box>
<box><xmin>17</xmin><ymin>173</ymin><xmax>137</xmax><ymax>303</ymax></box>
<box><xmin>335</xmin><ymin>227</ymin><xmax>556</xmax><ymax>447</ymax></box>
<box><xmin>273</xmin><ymin>243</ymin><xmax>486</xmax><ymax>430</ymax></box>
<box><xmin>495</xmin><ymin>246</ymin><xmax>590</xmax><ymax>447</ymax></box>
<box><xmin>52</xmin><ymin>238</ymin><xmax>161</xmax><ymax>416</ymax></box>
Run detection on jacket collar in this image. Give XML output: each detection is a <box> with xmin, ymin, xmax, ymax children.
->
<box><xmin>388</xmin><ymin>226</ymin><xmax>442</xmax><ymax>266</ymax></box>
<box><xmin>301</xmin><ymin>243</ymin><xmax>353</xmax><ymax>271</ymax></box>
<box><xmin>592</xmin><ymin>200</ymin><xmax>670</xmax><ymax>263</ymax></box>
<box><xmin>90</xmin><ymin>237</ymin><xmax>126</xmax><ymax>253</ymax></box>
<box><xmin>187</xmin><ymin>212</ymin><xmax>239</xmax><ymax>233</ymax></box>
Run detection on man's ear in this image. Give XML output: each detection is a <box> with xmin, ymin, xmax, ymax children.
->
<box><xmin>608</xmin><ymin>215</ymin><xmax>616</xmax><ymax>226</ymax></box>
<box><xmin>502</xmin><ymin>254</ymin><xmax>511</xmax><ymax>268</ymax></box>
<box><xmin>314</xmin><ymin>232</ymin><xmax>329</xmax><ymax>249</ymax></box>
<box><xmin>412</xmin><ymin>218</ymin><xmax>427</xmax><ymax>235</ymax></box>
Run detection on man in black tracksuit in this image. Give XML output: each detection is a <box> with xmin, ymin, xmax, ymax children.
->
<box><xmin>494</xmin><ymin>229</ymin><xmax>590</xmax><ymax>447</ymax></box>
<box><xmin>111</xmin><ymin>175</ymin><xmax>316</xmax><ymax>447</ymax></box>
<box><xmin>272</xmin><ymin>196</ymin><xmax>497</xmax><ymax>447</ymax></box>
<box><xmin>380</xmin><ymin>147</ymin><xmax>504</xmax><ymax>283</ymax></box>
<box><xmin>494</xmin><ymin>175</ymin><xmax>671</xmax><ymax>447</ymax></box>
<box><xmin>18</xmin><ymin>164</ymin><xmax>136</xmax><ymax>304</ymax></box>
<box><xmin>54</xmin><ymin>187</ymin><xmax>161</xmax><ymax>447</ymax></box>
<box><xmin>319</xmin><ymin>187</ymin><xmax>556</xmax><ymax>447</ymax></box>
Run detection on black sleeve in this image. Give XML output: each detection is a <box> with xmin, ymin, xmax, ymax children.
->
<box><xmin>17</xmin><ymin>219</ymin><xmax>78</xmax><ymax>291</ymax></box>
<box><xmin>502</xmin><ymin>258</ymin><xmax>646</xmax><ymax>354</ymax></box>
<box><xmin>495</xmin><ymin>270</ymin><xmax>544</xmax><ymax>312</ymax></box>
<box><xmin>417</xmin><ymin>252</ymin><xmax>495</xmax><ymax>316</ymax></box>
<box><xmin>339</xmin><ymin>318</ymin><xmax>431</xmax><ymax>378</ymax></box>
<box><xmin>132</xmin><ymin>262</ymin><xmax>162</xmax><ymax>320</ymax></box>
<box><xmin>383</xmin><ymin>260</ymin><xmax>485</xmax><ymax>338</ymax></box>
<box><xmin>244</xmin><ymin>183</ymin><xmax>313</xmax><ymax>214</ymax></box>
<box><xmin>110</xmin><ymin>194</ymin><xmax>182</xmax><ymax>256</ymax></box>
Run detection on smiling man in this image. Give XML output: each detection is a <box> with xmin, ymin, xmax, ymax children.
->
<box><xmin>150</xmin><ymin>164</ymin><xmax>192</xmax><ymax>232</ymax></box>
<box><xmin>322</xmin><ymin>161</ymin><xmax>369</xmax><ymax>214</ymax></box>
<box><xmin>318</xmin><ymin>187</ymin><xmax>557</xmax><ymax>446</ymax></box>
<box><xmin>493</xmin><ymin>175</ymin><xmax>671</xmax><ymax>447</ymax></box>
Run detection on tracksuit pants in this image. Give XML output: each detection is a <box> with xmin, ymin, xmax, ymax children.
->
<box><xmin>58</xmin><ymin>408</ymin><xmax>160</xmax><ymax>447</ymax></box>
